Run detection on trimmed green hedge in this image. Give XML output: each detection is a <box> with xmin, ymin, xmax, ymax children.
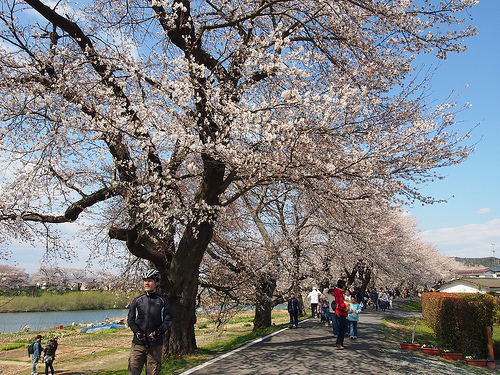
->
<box><xmin>421</xmin><ymin>292</ymin><xmax>496</xmax><ymax>357</ymax></box>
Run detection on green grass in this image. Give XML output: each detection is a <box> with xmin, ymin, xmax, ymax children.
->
<box><xmin>226</xmin><ymin>315</ymin><xmax>255</xmax><ymax>324</ymax></box>
<box><xmin>383</xmin><ymin>300</ymin><xmax>437</xmax><ymax>344</ymax></box>
<box><xmin>400</xmin><ymin>299</ymin><xmax>422</xmax><ymax>312</ymax></box>
<box><xmin>0</xmin><ymin>290</ymin><xmax>136</xmax><ymax>312</ymax></box>
<box><xmin>96</xmin><ymin>370</ymin><xmax>129</xmax><ymax>375</ymax></box>
<box><xmin>0</xmin><ymin>342</ymin><xmax>24</xmax><ymax>351</ymax></box>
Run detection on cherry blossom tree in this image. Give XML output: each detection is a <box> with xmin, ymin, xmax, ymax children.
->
<box><xmin>304</xmin><ymin>192</ymin><xmax>462</xmax><ymax>290</ymax></box>
<box><xmin>0</xmin><ymin>264</ymin><xmax>30</xmax><ymax>291</ymax></box>
<box><xmin>203</xmin><ymin>181</ymin><xmax>460</xmax><ymax>327</ymax></box>
<box><xmin>0</xmin><ymin>0</ymin><xmax>476</xmax><ymax>354</ymax></box>
<box><xmin>201</xmin><ymin>185</ymin><xmax>287</xmax><ymax>330</ymax></box>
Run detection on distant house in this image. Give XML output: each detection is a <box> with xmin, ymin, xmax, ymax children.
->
<box><xmin>438</xmin><ymin>277</ymin><xmax>500</xmax><ymax>296</ymax></box>
<box><xmin>455</xmin><ymin>266</ymin><xmax>500</xmax><ymax>278</ymax></box>
<box><xmin>456</xmin><ymin>269</ymin><xmax>492</xmax><ymax>278</ymax></box>
<box><xmin>488</xmin><ymin>266</ymin><xmax>500</xmax><ymax>277</ymax></box>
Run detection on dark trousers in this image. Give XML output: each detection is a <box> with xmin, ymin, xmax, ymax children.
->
<box><xmin>335</xmin><ymin>315</ymin><xmax>347</xmax><ymax>346</ymax></box>
<box><xmin>311</xmin><ymin>303</ymin><xmax>318</xmax><ymax>318</ymax></box>
<box><xmin>289</xmin><ymin>311</ymin><xmax>299</xmax><ymax>327</ymax></box>
<box><xmin>45</xmin><ymin>359</ymin><xmax>54</xmax><ymax>375</ymax></box>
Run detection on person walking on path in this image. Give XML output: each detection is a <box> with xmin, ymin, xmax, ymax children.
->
<box><xmin>319</xmin><ymin>294</ymin><xmax>330</xmax><ymax>325</ymax></box>
<box><xmin>31</xmin><ymin>334</ymin><xmax>43</xmax><ymax>375</ymax></box>
<box><xmin>182</xmin><ymin>298</ymin><xmax>475</xmax><ymax>375</ymax></box>
<box><xmin>307</xmin><ymin>287</ymin><xmax>322</xmax><ymax>318</ymax></box>
<box><xmin>348</xmin><ymin>296</ymin><xmax>362</xmax><ymax>339</ymax></box>
<box><xmin>323</xmin><ymin>287</ymin><xmax>339</xmax><ymax>336</ymax></box>
<box><xmin>288</xmin><ymin>292</ymin><xmax>302</xmax><ymax>328</ymax></box>
<box><xmin>43</xmin><ymin>337</ymin><xmax>58</xmax><ymax>375</ymax></box>
<box><xmin>127</xmin><ymin>269</ymin><xmax>174</xmax><ymax>375</ymax></box>
<box><xmin>369</xmin><ymin>289</ymin><xmax>378</xmax><ymax>311</ymax></box>
<box><xmin>333</xmin><ymin>280</ymin><xmax>348</xmax><ymax>350</ymax></box>
<box><xmin>380</xmin><ymin>291</ymin><xmax>390</xmax><ymax>312</ymax></box>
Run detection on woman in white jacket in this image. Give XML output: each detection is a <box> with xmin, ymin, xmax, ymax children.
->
<box><xmin>307</xmin><ymin>287</ymin><xmax>322</xmax><ymax>318</ymax></box>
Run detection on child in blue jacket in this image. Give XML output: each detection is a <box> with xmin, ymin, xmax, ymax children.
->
<box><xmin>348</xmin><ymin>295</ymin><xmax>362</xmax><ymax>339</ymax></box>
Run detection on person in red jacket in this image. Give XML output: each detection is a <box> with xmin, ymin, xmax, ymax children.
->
<box><xmin>333</xmin><ymin>280</ymin><xmax>348</xmax><ymax>349</ymax></box>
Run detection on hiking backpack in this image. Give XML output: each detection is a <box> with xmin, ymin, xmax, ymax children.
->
<box><xmin>27</xmin><ymin>342</ymin><xmax>35</xmax><ymax>357</ymax></box>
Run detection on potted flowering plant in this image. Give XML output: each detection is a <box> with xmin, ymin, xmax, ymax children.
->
<box><xmin>487</xmin><ymin>358</ymin><xmax>496</xmax><ymax>370</ymax></box>
<box><xmin>441</xmin><ymin>349</ymin><xmax>463</xmax><ymax>360</ymax></box>
<box><xmin>465</xmin><ymin>356</ymin><xmax>487</xmax><ymax>367</ymax></box>
<box><xmin>421</xmin><ymin>344</ymin><xmax>441</xmax><ymax>355</ymax></box>
<box><xmin>399</xmin><ymin>321</ymin><xmax>419</xmax><ymax>351</ymax></box>
<box><xmin>400</xmin><ymin>341</ymin><xmax>420</xmax><ymax>351</ymax></box>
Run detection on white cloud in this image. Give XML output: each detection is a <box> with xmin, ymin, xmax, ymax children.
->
<box><xmin>476</xmin><ymin>207</ymin><xmax>491</xmax><ymax>214</ymax></box>
<box><xmin>421</xmin><ymin>219</ymin><xmax>500</xmax><ymax>258</ymax></box>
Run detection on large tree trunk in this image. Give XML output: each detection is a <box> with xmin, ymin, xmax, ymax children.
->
<box><xmin>344</xmin><ymin>264</ymin><xmax>358</xmax><ymax>286</ymax></box>
<box><xmin>161</xmin><ymin>221</ymin><xmax>214</xmax><ymax>355</ymax></box>
<box><xmin>360</xmin><ymin>267</ymin><xmax>372</xmax><ymax>291</ymax></box>
<box><xmin>253</xmin><ymin>274</ymin><xmax>277</xmax><ymax>330</ymax></box>
<box><xmin>160</xmin><ymin>154</ymin><xmax>224</xmax><ymax>355</ymax></box>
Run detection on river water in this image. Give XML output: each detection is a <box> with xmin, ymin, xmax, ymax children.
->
<box><xmin>0</xmin><ymin>308</ymin><xmax>128</xmax><ymax>334</ymax></box>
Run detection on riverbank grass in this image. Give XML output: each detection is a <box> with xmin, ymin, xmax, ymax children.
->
<box><xmin>0</xmin><ymin>290</ymin><xmax>135</xmax><ymax>312</ymax></box>
<box><xmin>0</xmin><ymin>307</ymin><xmax>294</xmax><ymax>375</ymax></box>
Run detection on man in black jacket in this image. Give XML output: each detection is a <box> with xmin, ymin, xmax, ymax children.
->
<box><xmin>127</xmin><ymin>269</ymin><xmax>173</xmax><ymax>375</ymax></box>
<box><xmin>287</xmin><ymin>292</ymin><xmax>302</xmax><ymax>328</ymax></box>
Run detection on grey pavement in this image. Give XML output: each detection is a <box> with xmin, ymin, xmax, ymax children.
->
<box><xmin>182</xmin><ymin>300</ymin><xmax>496</xmax><ymax>374</ymax></box>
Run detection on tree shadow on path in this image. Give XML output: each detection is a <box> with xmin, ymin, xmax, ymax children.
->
<box><xmin>185</xmin><ymin>300</ymin><xmax>493</xmax><ymax>374</ymax></box>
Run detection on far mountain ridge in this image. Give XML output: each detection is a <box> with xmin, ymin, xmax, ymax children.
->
<box><xmin>454</xmin><ymin>256</ymin><xmax>500</xmax><ymax>269</ymax></box>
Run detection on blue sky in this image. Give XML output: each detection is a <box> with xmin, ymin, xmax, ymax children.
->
<box><xmin>2</xmin><ymin>1</ymin><xmax>499</xmax><ymax>273</ymax></box>
<box><xmin>406</xmin><ymin>0</ymin><xmax>500</xmax><ymax>259</ymax></box>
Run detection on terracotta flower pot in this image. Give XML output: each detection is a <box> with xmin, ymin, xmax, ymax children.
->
<box><xmin>421</xmin><ymin>347</ymin><xmax>441</xmax><ymax>355</ymax></box>
<box><xmin>442</xmin><ymin>352</ymin><xmax>463</xmax><ymax>360</ymax></box>
<box><xmin>465</xmin><ymin>359</ymin><xmax>487</xmax><ymax>367</ymax></box>
<box><xmin>487</xmin><ymin>361</ymin><xmax>496</xmax><ymax>370</ymax></box>
<box><xmin>400</xmin><ymin>343</ymin><xmax>420</xmax><ymax>350</ymax></box>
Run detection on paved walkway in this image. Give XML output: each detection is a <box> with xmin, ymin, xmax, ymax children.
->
<box><xmin>182</xmin><ymin>300</ymin><xmax>496</xmax><ymax>374</ymax></box>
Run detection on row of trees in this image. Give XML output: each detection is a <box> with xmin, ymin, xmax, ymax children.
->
<box><xmin>0</xmin><ymin>265</ymin><xmax>137</xmax><ymax>292</ymax></box>
<box><xmin>0</xmin><ymin>0</ymin><xmax>476</xmax><ymax>355</ymax></box>
<box><xmin>198</xmin><ymin>184</ymin><xmax>462</xmax><ymax>329</ymax></box>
